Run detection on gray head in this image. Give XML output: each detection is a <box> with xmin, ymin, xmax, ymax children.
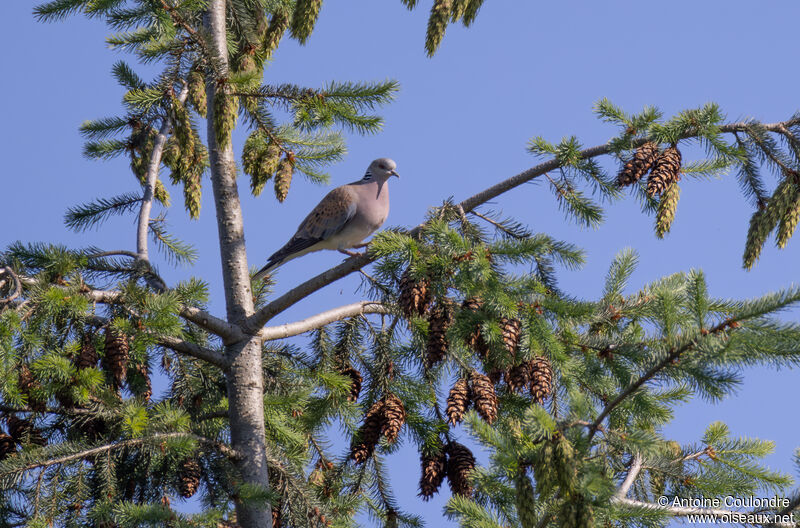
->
<box><xmin>363</xmin><ymin>158</ymin><xmax>399</xmax><ymax>182</ymax></box>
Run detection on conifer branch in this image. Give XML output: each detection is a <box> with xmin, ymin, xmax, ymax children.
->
<box><xmin>258</xmin><ymin>301</ymin><xmax>390</xmax><ymax>340</ymax></box>
<box><xmin>611</xmin><ymin>497</ymin><xmax>794</xmax><ymax>527</ymax></box>
<box><xmin>588</xmin><ymin>318</ymin><xmax>740</xmax><ymax>442</ymax></box>
<box><xmin>246</xmin><ymin>116</ymin><xmax>800</xmax><ymax>331</ymax></box>
<box><xmin>137</xmin><ymin>83</ymin><xmax>189</xmax><ymax>261</ymax></box>
<box><xmin>1</xmin><ymin>433</ymin><xmax>240</xmax><ymax>476</ymax></box>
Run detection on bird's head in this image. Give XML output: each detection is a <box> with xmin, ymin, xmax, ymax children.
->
<box><xmin>367</xmin><ymin>158</ymin><xmax>399</xmax><ymax>181</ymax></box>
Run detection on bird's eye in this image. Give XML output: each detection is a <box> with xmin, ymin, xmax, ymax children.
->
<box><xmin>379</xmin><ymin>164</ymin><xmax>387</xmax><ymax>170</ymax></box>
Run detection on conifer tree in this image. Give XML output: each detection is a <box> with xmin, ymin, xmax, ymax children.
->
<box><xmin>2</xmin><ymin>2</ymin><xmax>800</xmax><ymax>528</ymax></box>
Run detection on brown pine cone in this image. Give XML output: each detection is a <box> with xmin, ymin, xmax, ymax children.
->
<box><xmin>469</xmin><ymin>371</ymin><xmax>498</xmax><ymax>424</ymax></box>
<box><xmin>398</xmin><ymin>270</ymin><xmax>432</xmax><ymax>318</ymax></box>
<box><xmin>7</xmin><ymin>415</ymin><xmax>46</xmax><ymax>446</ymax></box>
<box><xmin>76</xmin><ymin>333</ymin><xmax>99</xmax><ymax>370</ymax></box>
<box><xmin>272</xmin><ymin>504</ymin><xmax>282</xmax><ymax>528</ymax></box>
<box><xmin>462</xmin><ymin>298</ymin><xmax>490</xmax><ymax>358</ymax></box>
<box><xmin>529</xmin><ymin>356</ymin><xmax>553</xmax><ymax>404</ymax></box>
<box><xmin>445</xmin><ymin>378</ymin><xmax>471</xmax><ymax>426</ymax></box>
<box><xmin>487</xmin><ymin>369</ymin><xmax>504</xmax><ymax>385</ymax></box>
<box><xmin>500</xmin><ymin>317</ymin><xmax>522</xmax><ymax>355</ymax></box>
<box><xmin>104</xmin><ymin>328</ymin><xmax>130</xmax><ymax>391</ymax></box>
<box><xmin>446</xmin><ymin>442</ymin><xmax>476</xmax><ymax>497</ymax></box>
<box><xmin>134</xmin><ymin>360</ymin><xmax>152</xmax><ymax>402</ymax></box>
<box><xmin>0</xmin><ymin>434</ymin><xmax>15</xmax><ymax>461</ymax></box>
<box><xmin>18</xmin><ymin>363</ymin><xmax>45</xmax><ymax>412</ymax></box>
<box><xmin>340</xmin><ymin>365</ymin><xmax>362</xmax><ymax>403</ymax></box>
<box><xmin>351</xmin><ymin>399</ymin><xmax>386</xmax><ymax>464</ymax></box>
<box><xmin>381</xmin><ymin>393</ymin><xmax>406</xmax><ymax>444</ymax></box>
<box><xmin>505</xmin><ymin>362</ymin><xmax>531</xmax><ymax>394</ymax></box>
<box><xmin>647</xmin><ymin>145</ymin><xmax>682</xmax><ymax>197</ymax></box>
<box><xmin>178</xmin><ymin>458</ymin><xmax>202</xmax><ymax>498</ymax></box>
<box><xmin>426</xmin><ymin>302</ymin><xmax>453</xmax><ymax>369</ymax></box>
<box><xmin>418</xmin><ymin>449</ymin><xmax>447</xmax><ymax>500</ymax></box>
<box><xmin>618</xmin><ymin>141</ymin><xmax>659</xmax><ymax>186</ymax></box>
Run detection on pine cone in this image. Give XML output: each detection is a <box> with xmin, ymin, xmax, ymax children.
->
<box><xmin>487</xmin><ymin>369</ymin><xmax>504</xmax><ymax>386</ymax></box>
<box><xmin>381</xmin><ymin>393</ymin><xmax>406</xmax><ymax>444</ymax></box>
<box><xmin>515</xmin><ymin>470</ymin><xmax>537</xmax><ymax>528</ymax></box>
<box><xmin>274</xmin><ymin>157</ymin><xmax>294</xmax><ymax>203</ymax></box>
<box><xmin>618</xmin><ymin>142</ymin><xmax>659</xmax><ymax>186</ymax></box>
<box><xmin>425</xmin><ymin>302</ymin><xmax>453</xmax><ymax>369</ymax></box>
<box><xmin>500</xmin><ymin>317</ymin><xmax>522</xmax><ymax>355</ymax></box>
<box><xmin>398</xmin><ymin>270</ymin><xmax>432</xmax><ymax>318</ymax></box>
<box><xmin>289</xmin><ymin>0</ymin><xmax>322</xmax><ymax>44</ymax></box>
<box><xmin>350</xmin><ymin>399</ymin><xmax>386</xmax><ymax>464</ymax></box>
<box><xmin>445</xmin><ymin>378</ymin><xmax>471</xmax><ymax>425</ymax></box>
<box><xmin>104</xmin><ymin>328</ymin><xmax>130</xmax><ymax>391</ymax></box>
<box><xmin>272</xmin><ymin>504</ymin><xmax>282</xmax><ymax>528</ymax></box>
<box><xmin>418</xmin><ymin>449</ymin><xmax>447</xmax><ymax>500</ymax></box>
<box><xmin>529</xmin><ymin>356</ymin><xmax>553</xmax><ymax>404</ymax></box>
<box><xmin>655</xmin><ymin>180</ymin><xmax>681</xmax><ymax>238</ymax></box>
<box><xmin>647</xmin><ymin>145</ymin><xmax>682</xmax><ymax>197</ymax></box>
<box><xmin>262</xmin><ymin>10</ymin><xmax>290</xmax><ymax>57</ymax></box>
<box><xmin>134</xmin><ymin>360</ymin><xmax>152</xmax><ymax>402</ymax></box>
<box><xmin>505</xmin><ymin>362</ymin><xmax>530</xmax><ymax>394</ymax></box>
<box><xmin>462</xmin><ymin>298</ymin><xmax>490</xmax><ymax>358</ymax></box>
<box><xmin>425</xmin><ymin>0</ymin><xmax>453</xmax><ymax>57</ymax></box>
<box><xmin>469</xmin><ymin>371</ymin><xmax>498</xmax><ymax>424</ymax></box>
<box><xmin>7</xmin><ymin>415</ymin><xmax>45</xmax><ymax>446</ymax></box>
<box><xmin>178</xmin><ymin>458</ymin><xmax>202</xmax><ymax>498</ymax></box>
<box><xmin>340</xmin><ymin>365</ymin><xmax>362</xmax><ymax>403</ymax></box>
<box><xmin>18</xmin><ymin>363</ymin><xmax>45</xmax><ymax>412</ymax></box>
<box><xmin>0</xmin><ymin>434</ymin><xmax>15</xmax><ymax>461</ymax></box>
<box><xmin>76</xmin><ymin>333</ymin><xmax>99</xmax><ymax>370</ymax></box>
<box><xmin>446</xmin><ymin>442</ymin><xmax>475</xmax><ymax>497</ymax></box>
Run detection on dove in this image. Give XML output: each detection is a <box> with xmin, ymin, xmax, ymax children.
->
<box><xmin>253</xmin><ymin>158</ymin><xmax>399</xmax><ymax>280</ymax></box>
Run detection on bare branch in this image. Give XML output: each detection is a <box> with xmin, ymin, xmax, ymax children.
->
<box><xmin>136</xmin><ymin>83</ymin><xmax>189</xmax><ymax>260</ymax></box>
<box><xmin>615</xmin><ymin>453</ymin><xmax>643</xmax><ymax>500</ymax></box>
<box><xmin>157</xmin><ymin>334</ymin><xmax>228</xmax><ymax>368</ymax></box>
<box><xmin>611</xmin><ymin>497</ymin><xmax>794</xmax><ymax>527</ymax></box>
<box><xmin>0</xmin><ymin>267</ymin><xmax>22</xmax><ymax>304</ymax></box>
<box><xmin>259</xmin><ymin>301</ymin><xmax>389</xmax><ymax>341</ymax></box>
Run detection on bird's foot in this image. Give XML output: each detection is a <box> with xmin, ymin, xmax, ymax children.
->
<box><xmin>339</xmin><ymin>249</ymin><xmax>364</xmax><ymax>258</ymax></box>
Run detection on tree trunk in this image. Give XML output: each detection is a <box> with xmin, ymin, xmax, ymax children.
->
<box><xmin>204</xmin><ymin>2</ymin><xmax>271</xmax><ymax>527</ymax></box>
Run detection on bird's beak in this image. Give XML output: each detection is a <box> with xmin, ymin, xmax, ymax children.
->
<box><xmin>390</xmin><ymin>170</ymin><xmax>400</xmax><ymax>178</ymax></box>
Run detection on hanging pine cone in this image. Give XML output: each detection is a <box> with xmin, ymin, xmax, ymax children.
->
<box><xmin>425</xmin><ymin>302</ymin><xmax>453</xmax><ymax>369</ymax></box>
<box><xmin>469</xmin><ymin>371</ymin><xmax>498</xmax><ymax>424</ymax></box>
<box><xmin>446</xmin><ymin>442</ymin><xmax>475</xmax><ymax>497</ymax></box>
<box><xmin>418</xmin><ymin>449</ymin><xmax>447</xmax><ymax>500</ymax></box>
<box><xmin>340</xmin><ymin>365</ymin><xmax>362</xmax><ymax>403</ymax></box>
<box><xmin>462</xmin><ymin>298</ymin><xmax>490</xmax><ymax>358</ymax></box>
<box><xmin>0</xmin><ymin>434</ymin><xmax>15</xmax><ymax>461</ymax></box>
<box><xmin>381</xmin><ymin>393</ymin><xmax>406</xmax><ymax>444</ymax></box>
<box><xmin>487</xmin><ymin>369</ymin><xmax>504</xmax><ymax>385</ymax></box>
<box><xmin>647</xmin><ymin>145</ymin><xmax>682</xmax><ymax>197</ymax></box>
<box><xmin>529</xmin><ymin>356</ymin><xmax>553</xmax><ymax>405</ymax></box>
<box><xmin>500</xmin><ymin>317</ymin><xmax>522</xmax><ymax>355</ymax></box>
<box><xmin>350</xmin><ymin>399</ymin><xmax>386</xmax><ymax>464</ymax></box>
<box><xmin>398</xmin><ymin>270</ymin><xmax>432</xmax><ymax>318</ymax></box>
<box><xmin>7</xmin><ymin>415</ymin><xmax>46</xmax><ymax>446</ymax></box>
<box><xmin>76</xmin><ymin>333</ymin><xmax>99</xmax><ymax>370</ymax></box>
<box><xmin>274</xmin><ymin>156</ymin><xmax>294</xmax><ymax>203</ymax></box>
<box><xmin>104</xmin><ymin>328</ymin><xmax>130</xmax><ymax>391</ymax></box>
<box><xmin>618</xmin><ymin>141</ymin><xmax>659</xmax><ymax>186</ymax></box>
<box><xmin>134</xmin><ymin>360</ymin><xmax>152</xmax><ymax>402</ymax></box>
<box><xmin>178</xmin><ymin>458</ymin><xmax>202</xmax><ymax>498</ymax></box>
<box><xmin>445</xmin><ymin>378</ymin><xmax>471</xmax><ymax>425</ymax></box>
<box><xmin>18</xmin><ymin>363</ymin><xmax>45</xmax><ymax>412</ymax></box>
<box><xmin>272</xmin><ymin>503</ymin><xmax>282</xmax><ymax>528</ymax></box>
<box><xmin>505</xmin><ymin>362</ymin><xmax>531</xmax><ymax>394</ymax></box>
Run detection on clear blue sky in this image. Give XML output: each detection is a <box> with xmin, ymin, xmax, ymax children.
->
<box><xmin>3</xmin><ymin>0</ymin><xmax>800</xmax><ymax>524</ymax></box>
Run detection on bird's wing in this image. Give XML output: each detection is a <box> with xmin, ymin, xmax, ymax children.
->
<box><xmin>295</xmin><ymin>185</ymin><xmax>358</xmax><ymax>241</ymax></box>
<box><xmin>263</xmin><ymin>186</ymin><xmax>358</xmax><ymax>268</ymax></box>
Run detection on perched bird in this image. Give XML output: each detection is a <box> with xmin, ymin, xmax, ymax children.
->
<box><xmin>254</xmin><ymin>158</ymin><xmax>399</xmax><ymax>280</ymax></box>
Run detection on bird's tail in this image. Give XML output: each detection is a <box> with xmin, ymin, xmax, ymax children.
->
<box><xmin>252</xmin><ymin>257</ymin><xmax>281</xmax><ymax>283</ymax></box>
